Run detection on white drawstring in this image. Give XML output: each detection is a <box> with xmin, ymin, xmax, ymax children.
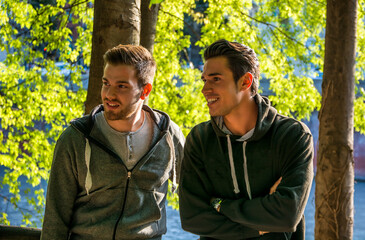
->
<box><xmin>226</xmin><ymin>135</ymin><xmax>252</xmax><ymax>198</ymax></box>
<box><xmin>166</xmin><ymin>132</ymin><xmax>177</xmax><ymax>193</ymax></box>
<box><xmin>85</xmin><ymin>138</ymin><xmax>92</xmax><ymax>195</ymax></box>
<box><xmin>242</xmin><ymin>142</ymin><xmax>252</xmax><ymax>199</ymax></box>
<box><xmin>226</xmin><ymin>135</ymin><xmax>240</xmax><ymax>194</ymax></box>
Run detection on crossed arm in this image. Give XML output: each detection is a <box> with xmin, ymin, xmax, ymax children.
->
<box><xmin>179</xmin><ymin>153</ymin><xmax>261</xmax><ymax>239</ymax></box>
<box><xmin>210</xmin><ymin>177</ymin><xmax>282</xmax><ymax>235</ymax></box>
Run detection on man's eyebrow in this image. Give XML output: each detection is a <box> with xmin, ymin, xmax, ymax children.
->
<box><xmin>208</xmin><ymin>72</ymin><xmax>222</xmax><ymax>76</ymax></box>
<box><xmin>201</xmin><ymin>72</ymin><xmax>222</xmax><ymax>79</ymax></box>
<box><xmin>101</xmin><ymin>77</ymin><xmax>129</xmax><ymax>84</ymax></box>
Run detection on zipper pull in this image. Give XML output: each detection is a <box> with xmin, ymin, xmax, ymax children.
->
<box><xmin>127</xmin><ymin>171</ymin><xmax>131</xmax><ymax>179</ymax></box>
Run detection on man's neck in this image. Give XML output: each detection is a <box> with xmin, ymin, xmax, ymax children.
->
<box><xmin>223</xmin><ymin>97</ymin><xmax>258</xmax><ymax>136</ymax></box>
<box><xmin>105</xmin><ymin>109</ymin><xmax>145</xmax><ymax>133</ymax></box>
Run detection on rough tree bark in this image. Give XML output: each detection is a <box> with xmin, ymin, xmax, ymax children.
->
<box><xmin>140</xmin><ymin>1</ymin><xmax>159</xmax><ymax>105</ymax></box>
<box><xmin>85</xmin><ymin>0</ymin><xmax>141</xmax><ymax>114</ymax></box>
<box><xmin>315</xmin><ymin>1</ymin><xmax>357</xmax><ymax>240</ymax></box>
<box><xmin>140</xmin><ymin>1</ymin><xmax>159</xmax><ymax>54</ymax></box>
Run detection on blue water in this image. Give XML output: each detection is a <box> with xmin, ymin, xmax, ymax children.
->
<box><xmin>1</xmin><ymin>179</ymin><xmax>365</xmax><ymax>239</ymax></box>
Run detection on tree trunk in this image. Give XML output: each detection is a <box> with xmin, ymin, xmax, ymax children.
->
<box><xmin>140</xmin><ymin>1</ymin><xmax>159</xmax><ymax>105</ymax></box>
<box><xmin>140</xmin><ymin>1</ymin><xmax>159</xmax><ymax>54</ymax></box>
<box><xmin>315</xmin><ymin>1</ymin><xmax>357</xmax><ymax>240</ymax></box>
<box><xmin>85</xmin><ymin>0</ymin><xmax>141</xmax><ymax>114</ymax></box>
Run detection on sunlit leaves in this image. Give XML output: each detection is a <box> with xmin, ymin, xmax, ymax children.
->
<box><xmin>0</xmin><ymin>213</ymin><xmax>10</xmax><ymax>225</ymax></box>
<box><xmin>355</xmin><ymin>89</ymin><xmax>365</xmax><ymax>134</ymax></box>
<box><xmin>151</xmin><ymin>0</ymin><xmax>209</xmax><ymax>138</ymax></box>
<box><xmin>355</xmin><ymin>2</ymin><xmax>365</xmax><ymax>133</ymax></box>
<box><xmin>149</xmin><ymin>0</ymin><xmax>165</xmax><ymax>8</ymax></box>
<box><xmin>0</xmin><ymin>0</ymin><xmax>92</xmax><ymax>227</ymax></box>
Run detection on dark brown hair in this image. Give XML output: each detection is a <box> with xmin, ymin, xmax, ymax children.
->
<box><xmin>204</xmin><ymin>39</ymin><xmax>260</xmax><ymax>95</ymax></box>
<box><xmin>103</xmin><ymin>44</ymin><xmax>156</xmax><ymax>87</ymax></box>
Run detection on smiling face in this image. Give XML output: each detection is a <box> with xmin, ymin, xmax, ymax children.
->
<box><xmin>101</xmin><ymin>63</ymin><xmax>144</xmax><ymax>122</ymax></box>
<box><xmin>201</xmin><ymin>56</ymin><xmax>249</xmax><ymax>117</ymax></box>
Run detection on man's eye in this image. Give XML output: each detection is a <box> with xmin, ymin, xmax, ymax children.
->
<box><xmin>213</xmin><ymin>77</ymin><xmax>220</xmax><ymax>81</ymax></box>
<box><xmin>119</xmin><ymin>85</ymin><xmax>126</xmax><ymax>88</ymax></box>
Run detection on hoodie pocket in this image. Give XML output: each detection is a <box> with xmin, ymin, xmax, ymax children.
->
<box><xmin>122</xmin><ymin>188</ymin><xmax>163</xmax><ymax>227</ymax></box>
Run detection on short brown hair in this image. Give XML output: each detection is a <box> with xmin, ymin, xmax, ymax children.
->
<box><xmin>103</xmin><ymin>44</ymin><xmax>156</xmax><ymax>87</ymax></box>
<box><xmin>204</xmin><ymin>39</ymin><xmax>260</xmax><ymax>95</ymax></box>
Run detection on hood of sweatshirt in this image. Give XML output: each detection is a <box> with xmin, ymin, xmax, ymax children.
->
<box><xmin>211</xmin><ymin>94</ymin><xmax>277</xmax><ymax>141</ymax></box>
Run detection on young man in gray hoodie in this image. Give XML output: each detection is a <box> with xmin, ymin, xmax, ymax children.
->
<box><xmin>179</xmin><ymin>39</ymin><xmax>314</xmax><ymax>239</ymax></box>
<box><xmin>41</xmin><ymin>44</ymin><xmax>185</xmax><ymax>240</ymax></box>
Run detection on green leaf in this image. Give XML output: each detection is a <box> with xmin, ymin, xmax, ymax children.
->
<box><xmin>149</xmin><ymin>0</ymin><xmax>164</xmax><ymax>8</ymax></box>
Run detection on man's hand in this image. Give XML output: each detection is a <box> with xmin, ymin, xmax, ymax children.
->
<box><xmin>259</xmin><ymin>177</ymin><xmax>283</xmax><ymax>236</ymax></box>
<box><xmin>210</xmin><ymin>198</ymin><xmax>223</xmax><ymax>212</ymax></box>
<box><xmin>270</xmin><ymin>177</ymin><xmax>282</xmax><ymax>195</ymax></box>
<box><xmin>259</xmin><ymin>231</ymin><xmax>268</xmax><ymax>235</ymax></box>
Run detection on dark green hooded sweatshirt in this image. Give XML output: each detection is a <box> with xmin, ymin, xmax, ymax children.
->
<box><xmin>179</xmin><ymin>94</ymin><xmax>314</xmax><ymax>240</ymax></box>
<box><xmin>41</xmin><ymin>105</ymin><xmax>185</xmax><ymax>240</ymax></box>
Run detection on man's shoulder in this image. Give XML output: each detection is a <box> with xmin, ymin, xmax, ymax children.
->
<box><xmin>56</xmin><ymin>114</ymin><xmax>92</xmax><ymax>143</ymax></box>
<box><xmin>145</xmin><ymin>106</ymin><xmax>185</xmax><ymax>143</ymax></box>
<box><xmin>58</xmin><ymin>123</ymin><xmax>85</xmax><ymax>141</ymax></box>
<box><xmin>167</xmin><ymin>120</ymin><xmax>185</xmax><ymax>144</ymax></box>
<box><xmin>53</xmin><ymin>124</ymin><xmax>86</xmax><ymax>154</ymax></box>
<box><xmin>70</xmin><ymin>114</ymin><xmax>93</xmax><ymax>135</ymax></box>
<box><xmin>187</xmin><ymin>120</ymin><xmax>214</xmax><ymax>141</ymax></box>
<box><xmin>274</xmin><ymin>114</ymin><xmax>311</xmax><ymax>134</ymax></box>
<box><xmin>192</xmin><ymin>119</ymin><xmax>213</xmax><ymax>131</ymax></box>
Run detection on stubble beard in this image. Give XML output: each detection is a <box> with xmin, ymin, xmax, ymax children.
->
<box><xmin>105</xmin><ymin>104</ymin><xmax>138</xmax><ymax>121</ymax></box>
<box><xmin>103</xmin><ymin>98</ymin><xmax>141</xmax><ymax>121</ymax></box>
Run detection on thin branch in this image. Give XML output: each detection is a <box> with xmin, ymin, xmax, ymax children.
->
<box><xmin>159</xmin><ymin>8</ymin><xmax>201</xmax><ymax>41</ymax></box>
<box><xmin>0</xmin><ymin>194</ymin><xmax>37</xmax><ymax>214</ymax></box>
<box><xmin>240</xmin><ymin>10</ymin><xmax>307</xmax><ymax>48</ymax></box>
<box><xmin>63</xmin><ymin>0</ymin><xmax>90</xmax><ymax>10</ymax></box>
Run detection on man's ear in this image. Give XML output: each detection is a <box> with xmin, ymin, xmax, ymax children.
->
<box><xmin>239</xmin><ymin>72</ymin><xmax>253</xmax><ymax>91</ymax></box>
<box><xmin>140</xmin><ymin>83</ymin><xmax>152</xmax><ymax>100</ymax></box>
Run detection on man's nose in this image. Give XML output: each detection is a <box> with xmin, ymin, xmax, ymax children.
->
<box><xmin>105</xmin><ymin>86</ymin><xmax>117</xmax><ymax>99</ymax></box>
<box><xmin>201</xmin><ymin>81</ymin><xmax>212</xmax><ymax>94</ymax></box>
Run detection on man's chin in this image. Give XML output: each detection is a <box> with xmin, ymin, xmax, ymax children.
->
<box><xmin>105</xmin><ymin>111</ymin><xmax>125</xmax><ymax>121</ymax></box>
<box><xmin>209</xmin><ymin>110</ymin><xmax>219</xmax><ymax>117</ymax></box>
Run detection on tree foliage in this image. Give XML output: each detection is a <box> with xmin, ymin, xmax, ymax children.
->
<box><xmin>150</xmin><ymin>0</ymin><xmax>209</xmax><ymax>137</ymax></box>
<box><xmin>355</xmin><ymin>1</ymin><xmax>365</xmax><ymax>134</ymax></box>
<box><xmin>0</xmin><ymin>0</ymin><xmax>92</xmax><ymax>226</ymax></box>
<box><xmin>0</xmin><ymin>0</ymin><xmax>364</xmax><ymax>227</ymax></box>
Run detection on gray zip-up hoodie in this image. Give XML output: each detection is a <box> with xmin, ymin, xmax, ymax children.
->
<box><xmin>179</xmin><ymin>94</ymin><xmax>313</xmax><ymax>240</ymax></box>
<box><xmin>41</xmin><ymin>105</ymin><xmax>185</xmax><ymax>240</ymax></box>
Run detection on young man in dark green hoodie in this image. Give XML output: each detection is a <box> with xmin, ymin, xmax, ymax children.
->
<box><xmin>179</xmin><ymin>39</ymin><xmax>314</xmax><ymax>240</ymax></box>
<box><xmin>41</xmin><ymin>45</ymin><xmax>185</xmax><ymax>240</ymax></box>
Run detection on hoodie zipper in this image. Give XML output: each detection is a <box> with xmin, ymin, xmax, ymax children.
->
<box><xmin>112</xmin><ymin>171</ymin><xmax>131</xmax><ymax>240</ymax></box>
